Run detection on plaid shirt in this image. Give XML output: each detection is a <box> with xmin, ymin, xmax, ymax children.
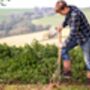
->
<box><xmin>63</xmin><ymin>6</ymin><xmax>90</xmax><ymax>45</ymax></box>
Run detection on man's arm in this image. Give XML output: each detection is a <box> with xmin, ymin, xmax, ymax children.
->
<box><xmin>63</xmin><ymin>12</ymin><xmax>80</xmax><ymax>46</ymax></box>
<box><xmin>62</xmin><ymin>16</ymin><xmax>68</xmax><ymax>28</ymax></box>
<box><xmin>70</xmin><ymin>13</ymin><xmax>80</xmax><ymax>35</ymax></box>
<box><xmin>69</xmin><ymin>12</ymin><xmax>81</xmax><ymax>44</ymax></box>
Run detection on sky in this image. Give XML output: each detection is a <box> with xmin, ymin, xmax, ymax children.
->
<box><xmin>0</xmin><ymin>0</ymin><xmax>90</xmax><ymax>9</ymax></box>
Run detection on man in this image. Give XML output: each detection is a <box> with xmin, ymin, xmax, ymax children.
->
<box><xmin>55</xmin><ymin>0</ymin><xmax>90</xmax><ymax>84</ymax></box>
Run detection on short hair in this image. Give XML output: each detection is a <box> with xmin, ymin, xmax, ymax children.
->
<box><xmin>55</xmin><ymin>0</ymin><xmax>68</xmax><ymax>12</ymax></box>
<box><xmin>56</xmin><ymin>0</ymin><xmax>67</xmax><ymax>7</ymax></box>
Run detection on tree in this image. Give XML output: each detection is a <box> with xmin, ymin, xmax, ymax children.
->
<box><xmin>0</xmin><ymin>0</ymin><xmax>11</xmax><ymax>6</ymax></box>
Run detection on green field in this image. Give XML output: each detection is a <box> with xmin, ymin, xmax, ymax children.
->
<box><xmin>32</xmin><ymin>14</ymin><xmax>63</xmax><ymax>26</ymax></box>
<box><xmin>32</xmin><ymin>8</ymin><xmax>90</xmax><ymax>26</ymax></box>
<box><xmin>0</xmin><ymin>9</ymin><xmax>32</xmax><ymax>22</ymax></box>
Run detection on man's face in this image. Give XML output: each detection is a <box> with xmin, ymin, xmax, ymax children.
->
<box><xmin>58</xmin><ymin>7</ymin><xmax>68</xmax><ymax>15</ymax></box>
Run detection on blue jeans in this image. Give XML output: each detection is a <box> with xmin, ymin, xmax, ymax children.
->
<box><xmin>61</xmin><ymin>38</ymin><xmax>90</xmax><ymax>71</ymax></box>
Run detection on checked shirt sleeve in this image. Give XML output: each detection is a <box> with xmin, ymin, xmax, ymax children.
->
<box><xmin>63</xmin><ymin>12</ymin><xmax>81</xmax><ymax>47</ymax></box>
<box><xmin>62</xmin><ymin>16</ymin><xmax>68</xmax><ymax>27</ymax></box>
<box><xmin>69</xmin><ymin>12</ymin><xmax>81</xmax><ymax>43</ymax></box>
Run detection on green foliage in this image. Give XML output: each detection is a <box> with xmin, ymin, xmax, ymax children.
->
<box><xmin>70</xmin><ymin>47</ymin><xmax>86</xmax><ymax>83</ymax></box>
<box><xmin>0</xmin><ymin>41</ymin><xmax>87</xmax><ymax>84</ymax></box>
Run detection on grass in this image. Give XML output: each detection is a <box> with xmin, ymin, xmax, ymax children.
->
<box><xmin>0</xmin><ymin>84</ymin><xmax>89</xmax><ymax>90</ymax></box>
<box><xmin>0</xmin><ymin>9</ymin><xmax>32</xmax><ymax>22</ymax></box>
<box><xmin>0</xmin><ymin>9</ymin><xmax>32</xmax><ymax>15</ymax></box>
<box><xmin>32</xmin><ymin>14</ymin><xmax>64</xmax><ymax>26</ymax></box>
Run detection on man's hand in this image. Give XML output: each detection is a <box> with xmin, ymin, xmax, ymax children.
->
<box><xmin>55</xmin><ymin>25</ymin><xmax>63</xmax><ymax>32</ymax></box>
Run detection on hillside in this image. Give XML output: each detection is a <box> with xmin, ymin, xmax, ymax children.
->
<box><xmin>0</xmin><ymin>7</ymin><xmax>54</xmax><ymax>38</ymax></box>
<box><xmin>0</xmin><ymin>28</ymin><xmax>70</xmax><ymax>47</ymax></box>
<box><xmin>0</xmin><ymin>8</ymin><xmax>89</xmax><ymax>38</ymax></box>
<box><xmin>0</xmin><ymin>31</ymin><xmax>57</xmax><ymax>47</ymax></box>
<box><xmin>0</xmin><ymin>8</ymin><xmax>89</xmax><ymax>46</ymax></box>
<box><xmin>32</xmin><ymin>8</ymin><xmax>90</xmax><ymax>26</ymax></box>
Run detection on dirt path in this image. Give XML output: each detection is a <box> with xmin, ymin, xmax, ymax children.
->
<box><xmin>0</xmin><ymin>84</ymin><xmax>89</xmax><ymax>90</ymax></box>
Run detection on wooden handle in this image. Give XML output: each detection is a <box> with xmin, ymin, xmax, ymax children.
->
<box><xmin>57</xmin><ymin>31</ymin><xmax>62</xmax><ymax>64</ymax></box>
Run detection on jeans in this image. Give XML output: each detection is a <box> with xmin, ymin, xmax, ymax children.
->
<box><xmin>81</xmin><ymin>38</ymin><xmax>90</xmax><ymax>71</ymax></box>
<box><xmin>61</xmin><ymin>38</ymin><xmax>90</xmax><ymax>71</ymax></box>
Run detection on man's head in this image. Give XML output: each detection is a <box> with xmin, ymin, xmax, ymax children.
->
<box><xmin>55</xmin><ymin>0</ymin><xmax>70</xmax><ymax>15</ymax></box>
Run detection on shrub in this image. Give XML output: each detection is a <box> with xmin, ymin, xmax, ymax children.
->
<box><xmin>0</xmin><ymin>41</ymin><xmax>86</xmax><ymax>84</ymax></box>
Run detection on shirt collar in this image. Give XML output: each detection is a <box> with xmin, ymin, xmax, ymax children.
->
<box><xmin>67</xmin><ymin>6</ymin><xmax>73</xmax><ymax>16</ymax></box>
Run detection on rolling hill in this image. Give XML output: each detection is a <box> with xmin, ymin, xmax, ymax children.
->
<box><xmin>32</xmin><ymin>8</ymin><xmax>90</xmax><ymax>26</ymax></box>
<box><xmin>0</xmin><ymin>8</ymin><xmax>89</xmax><ymax>46</ymax></box>
<box><xmin>0</xmin><ymin>28</ymin><xmax>70</xmax><ymax>47</ymax></box>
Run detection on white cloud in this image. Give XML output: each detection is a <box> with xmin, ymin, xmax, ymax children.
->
<box><xmin>0</xmin><ymin>0</ymin><xmax>90</xmax><ymax>9</ymax></box>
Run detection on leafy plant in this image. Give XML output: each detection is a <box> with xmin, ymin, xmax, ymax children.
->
<box><xmin>0</xmin><ymin>41</ymin><xmax>87</xmax><ymax>84</ymax></box>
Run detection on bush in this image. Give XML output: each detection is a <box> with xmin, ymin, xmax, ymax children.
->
<box><xmin>0</xmin><ymin>41</ymin><xmax>86</xmax><ymax>84</ymax></box>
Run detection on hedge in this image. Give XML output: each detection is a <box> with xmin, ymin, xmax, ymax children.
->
<box><xmin>0</xmin><ymin>40</ymin><xmax>86</xmax><ymax>84</ymax></box>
